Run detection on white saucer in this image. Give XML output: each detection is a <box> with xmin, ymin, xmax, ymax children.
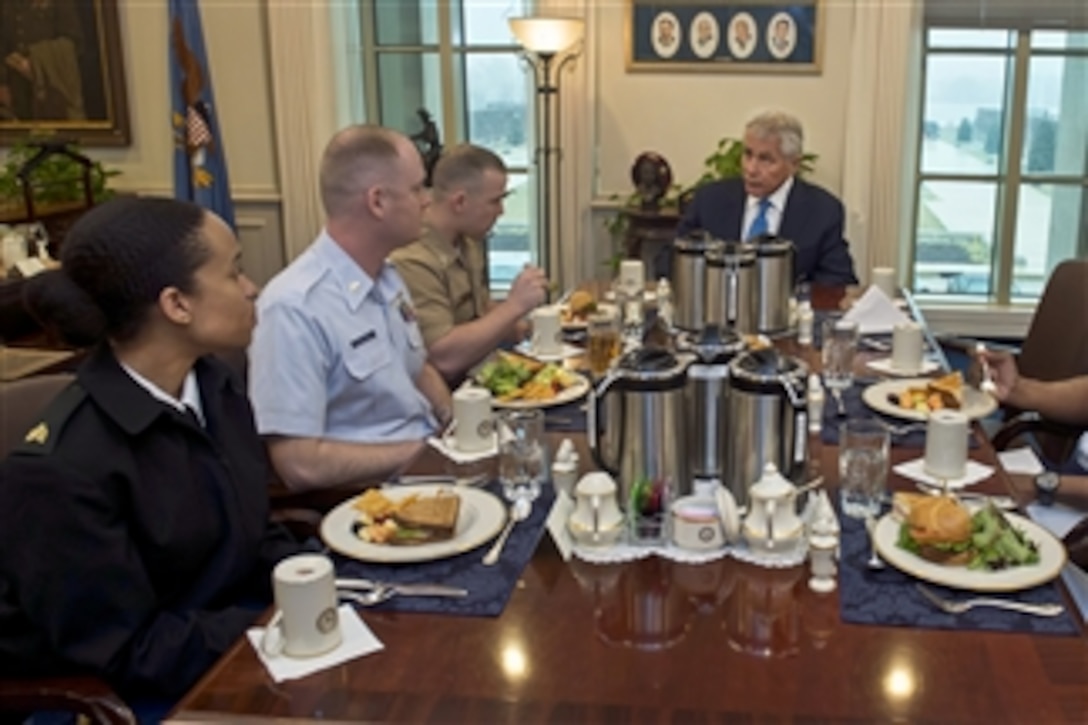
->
<box><xmin>514</xmin><ymin>341</ymin><xmax>584</xmax><ymax>362</ymax></box>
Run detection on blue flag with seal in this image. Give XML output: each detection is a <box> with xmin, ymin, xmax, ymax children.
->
<box><xmin>169</xmin><ymin>0</ymin><xmax>235</xmax><ymax>229</ymax></box>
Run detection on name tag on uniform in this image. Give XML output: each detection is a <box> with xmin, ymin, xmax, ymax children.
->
<box><xmin>350</xmin><ymin>330</ymin><xmax>377</xmax><ymax>348</ymax></box>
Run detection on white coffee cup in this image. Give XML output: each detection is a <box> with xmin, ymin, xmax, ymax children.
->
<box><xmin>444</xmin><ymin>385</ymin><xmax>495</xmax><ymax>453</ymax></box>
<box><xmin>261</xmin><ymin>554</ymin><xmax>342</xmax><ymax>658</ymax></box>
<box><xmin>530</xmin><ymin>306</ymin><xmax>563</xmax><ymax>356</ymax></box>
<box><xmin>891</xmin><ymin>321</ymin><xmax>924</xmax><ymax>373</ymax></box>
<box><xmin>924</xmin><ymin>410</ymin><xmax>969</xmax><ymax>481</ymax></box>
<box><xmin>618</xmin><ymin>259</ymin><xmax>645</xmax><ymax>296</ymax></box>
<box><xmin>871</xmin><ymin>267</ymin><xmax>897</xmax><ymax>300</ymax></box>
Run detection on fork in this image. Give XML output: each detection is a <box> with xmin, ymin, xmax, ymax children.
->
<box><xmin>915</xmin><ymin>584</ymin><xmax>1064</xmax><ymax>617</ymax></box>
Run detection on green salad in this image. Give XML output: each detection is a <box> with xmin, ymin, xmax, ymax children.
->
<box><xmin>898</xmin><ymin>503</ymin><xmax>1040</xmax><ymax>570</ymax></box>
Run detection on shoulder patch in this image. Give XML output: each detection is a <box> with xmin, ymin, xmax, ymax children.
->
<box><xmin>13</xmin><ymin>382</ymin><xmax>87</xmax><ymax>456</ymax></box>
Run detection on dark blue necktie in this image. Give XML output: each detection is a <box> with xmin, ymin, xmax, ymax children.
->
<box><xmin>746</xmin><ymin>197</ymin><xmax>773</xmax><ymax>240</ymax></box>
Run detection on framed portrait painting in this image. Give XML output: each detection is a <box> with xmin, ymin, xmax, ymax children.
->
<box><xmin>627</xmin><ymin>0</ymin><xmax>823</xmax><ymax>74</ymax></box>
<box><xmin>0</xmin><ymin>0</ymin><xmax>131</xmax><ymax>146</ymax></box>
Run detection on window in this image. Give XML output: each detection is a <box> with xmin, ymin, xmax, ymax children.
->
<box><xmin>911</xmin><ymin>26</ymin><xmax>1088</xmax><ymax>304</ymax></box>
<box><xmin>358</xmin><ymin>0</ymin><xmax>534</xmax><ymax>291</ymax></box>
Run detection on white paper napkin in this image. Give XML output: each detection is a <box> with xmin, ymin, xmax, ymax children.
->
<box><xmin>997</xmin><ymin>447</ymin><xmax>1045</xmax><ymax>476</ymax></box>
<box><xmin>842</xmin><ymin>285</ymin><xmax>912</xmax><ymax>334</ymax></box>
<box><xmin>246</xmin><ymin>605</ymin><xmax>384</xmax><ymax>683</ymax></box>
<box><xmin>515</xmin><ymin>341</ymin><xmax>584</xmax><ymax>362</ymax></box>
<box><xmin>426</xmin><ymin>434</ymin><xmax>498</xmax><ymax>464</ymax></box>
<box><xmin>894</xmin><ymin>457</ymin><xmax>995</xmax><ymax>490</ymax></box>
<box><xmin>865</xmin><ymin>357</ymin><xmax>941</xmax><ymax>377</ymax></box>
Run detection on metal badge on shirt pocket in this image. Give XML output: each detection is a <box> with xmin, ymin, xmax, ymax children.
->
<box><xmin>394</xmin><ymin>293</ymin><xmax>425</xmax><ymax>349</ymax></box>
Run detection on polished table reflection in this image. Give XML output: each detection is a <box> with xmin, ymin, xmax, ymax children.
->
<box><xmin>168</xmin><ymin>288</ymin><xmax>1087</xmax><ymax>723</ymax></box>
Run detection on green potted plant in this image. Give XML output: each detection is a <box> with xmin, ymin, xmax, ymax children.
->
<box><xmin>604</xmin><ymin>137</ymin><xmax>816</xmax><ymax>268</ymax></box>
<box><xmin>0</xmin><ymin>139</ymin><xmax>120</xmax><ymax>221</ymax></box>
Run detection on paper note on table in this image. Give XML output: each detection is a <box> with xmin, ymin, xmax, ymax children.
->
<box><xmin>997</xmin><ymin>446</ymin><xmax>1045</xmax><ymax>476</ymax></box>
<box><xmin>842</xmin><ymin>285</ymin><xmax>912</xmax><ymax>335</ymax></box>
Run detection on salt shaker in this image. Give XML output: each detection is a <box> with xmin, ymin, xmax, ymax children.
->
<box><xmin>797</xmin><ymin>300</ymin><xmax>814</xmax><ymax>346</ymax></box>
<box><xmin>656</xmin><ymin>278</ymin><xmax>673</xmax><ymax>329</ymax></box>
<box><xmin>806</xmin><ymin>373</ymin><xmax>824</xmax><ymax>433</ymax></box>
<box><xmin>808</xmin><ymin>516</ymin><xmax>839</xmax><ymax>593</ymax></box>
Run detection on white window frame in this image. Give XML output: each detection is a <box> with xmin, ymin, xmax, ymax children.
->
<box><xmin>909</xmin><ymin>28</ymin><xmax>1088</xmax><ymax>307</ymax></box>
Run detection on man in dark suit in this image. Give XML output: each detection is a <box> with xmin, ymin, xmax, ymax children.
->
<box><xmin>662</xmin><ymin>111</ymin><xmax>858</xmax><ymax>286</ymax></box>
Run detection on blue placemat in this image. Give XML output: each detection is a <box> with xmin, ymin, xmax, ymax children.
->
<box><xmin>838</xmin><ymin>513</ymin><xmax>1078</xmax><ymax>635</ymax></box>
<box><xmin>819</xmin><ymin>380</ymin><xmax>979</xmax><ymax>450</ymax></box>
<box><xmin>545</xmin><ymin>399</ymin><xmax>589</xmax><ymax>433</ymax></box>
<box><xmin>333</xmin><ymin>482</ymin><xmax>554</xmax><ymax>617</ymax></box>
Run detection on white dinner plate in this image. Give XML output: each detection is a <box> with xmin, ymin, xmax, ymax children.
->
<box><xmin>491</xmin><ymin>372</ymin><xmax>591</xmax><ymax>410</ymax></box>
<box><xmin>321</xmin><ymin>484</ymin><xmax>506</xmax><ymax>564</ymax></box>
<box><xmin>865</xmin><ymin>358</ymin><xmax>942</xmax><ymax>378</ymax></box>
<box><xmin>873</xmin><ymin>510</ymin><xmax>1066</xmax><ymax>592</ymax></box>
<box><xmin>862</xmin><ymin>378</ymin><xmax>998</xmax><ymax>422</ymax></box>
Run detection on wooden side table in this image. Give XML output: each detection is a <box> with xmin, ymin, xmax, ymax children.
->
<box><xmin>621</xmin><ymin>207</ymin><xmax>679</xmax><ymax>277</ymax></box>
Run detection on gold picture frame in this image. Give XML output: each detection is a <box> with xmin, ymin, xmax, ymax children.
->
<box><xmin>0</xmin><ymin>0</ymin><xmax>131</xmax><ymax>146</ymax></box>
<box><xmin>626</xmin><ymin>0</ymin><xmax>823</xmax><ymax>74</ymax></box>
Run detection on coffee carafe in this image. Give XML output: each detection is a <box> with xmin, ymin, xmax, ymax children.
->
<box><xmin>589</xmin><ymin>348</ymin><xmax>694</xmax><ymax>516</ymax></box>
<box><xmin>670</xmin><ymin>233</ymin><xmax>711</xmax><ymax>332</ymax></box>
<box><xmin>752</xmin><ymin>236</ymin><xmax>795</xmax><ymax>335</ymax></box>
<box><xmin>724</xmin><ymin>348</ymin><xmax>809</xmax><ymax>508</ymax></box>
<box><xmin>706</xmin><ymin>240</ymin><xmax>757</xmax><ymax>333</ymax></box>
<box><xmin>679</xmin><ymin>325</ymin><xmax>745</xmax><ymax>488</ymax></box>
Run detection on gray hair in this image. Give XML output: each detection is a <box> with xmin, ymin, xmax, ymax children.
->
<box><xmin>319</xmin><ymin>125</ymin><xmax>404</xmax><ymax>217</ymax></box>
<box><xmin>431</xmin><ymin>144</ymin><xmax>506</xmax><ymax>200</ymax></box>
<box><xmin>745</xmin><ymin>111</ymin><xmax>804</xmax><ymax>160</ymax></box>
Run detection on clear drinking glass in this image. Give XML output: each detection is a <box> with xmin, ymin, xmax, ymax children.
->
<box><xmin>586</xmin><ymin>304</ymin><xmax>621</xmax><ymax>377</ymax></box>
<box><xmin>498</xmin><ymin>409</ymin><xmax>547</xmax><ymax>503</ymax></box>
<box><xmin>821</xmin><ymin>318</ymin><xmax>859</xmax><ymax>390</ymax></box>
<box><xmin>838</xmin><ymin>419</ymin><xmax>890</xmax><ymax>519</ymax></box>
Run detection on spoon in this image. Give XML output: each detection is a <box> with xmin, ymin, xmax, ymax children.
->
<box><xmin>864</xmin><ymin>514</ymin><xmax>885</xmax><ymax>570</ymax></box>
<box><xmin>831</xmin><ymin>387</ymin><xmax>847</xmax><ymax>417</ymax></box>
<box><xmin>482</xmin><ymin>498</ymin><xmax>532</xmax><ymax>566</ymax></box>
<box><xmin>339</xmin><ymin>587</ymin><xmax>396</xmax><ymax>607</ymax></box>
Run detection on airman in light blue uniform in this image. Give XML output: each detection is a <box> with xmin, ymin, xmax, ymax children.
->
<box><xmin>249</xmin><ymin>230</ymin><xmax>438</xmax><ymax>442</ymax></box>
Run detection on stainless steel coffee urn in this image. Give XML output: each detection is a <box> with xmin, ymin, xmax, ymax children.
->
<box><xmin>589</xmin><ymin>349</ymin><xmax>695</xmax><ymax>509</ymax></box>
<box><xmin>681</xmin><ymin>325</ymin><xmax>745</xmax><ymax>487</ymax></box>
<box><xmin>724</xmin><ymin>348</ymin><xmax>809</xmax><ymax>508</ymax></box>
<box><xmin>753</xmin><ymin>236</ymin><xmax>796</xmax><ymax>335</ymax></box>
<box><xmin>670</xmin><ymin>233</ymin><xmax>711</xmax><ymax>332</ymax></box>
<box><xmin>706</xmin><ymin>240</ymin><xmax>758</xmax><ymax>333</ymax></box>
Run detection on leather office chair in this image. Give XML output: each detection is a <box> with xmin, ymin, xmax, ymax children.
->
<box><xmin>990</xmin><ymin>259</ymin><xmax>1088</xmax><ymax>466</ymax></box>
<box><xmin>0</xmin><ymin>373</ymin><xmax>136</xmax><ymax>725</ymax></box>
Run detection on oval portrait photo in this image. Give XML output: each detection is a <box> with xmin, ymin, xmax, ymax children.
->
<box><xmin>690</xmin><ymin>12</ymin><xmax>720</xmax><ymax>59</ymax></box>
<box><xmin>727</xmin><ymin>12</ymin><xmax>757</xmax><ymax>60</ymax></box>
<box><xmin>767</xmin><ymin>12</ymin><xmax>797</xmax><ymax>60</ymax></box>
<box><xmin>651</xmin><ymin>11</ymin><xmax>681</xmax><ymax>59</ymax></box>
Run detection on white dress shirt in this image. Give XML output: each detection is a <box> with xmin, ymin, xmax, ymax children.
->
<box><xmin>742</xmin><ymin>175</ymin><xmax>795</xmax><ymax>240</ymax></box>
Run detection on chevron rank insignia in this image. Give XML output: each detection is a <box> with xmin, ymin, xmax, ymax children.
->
<box><xmin>24</xmin><ymin>423</ymin><xmax>49</xmax><ymax>445</ymax></box>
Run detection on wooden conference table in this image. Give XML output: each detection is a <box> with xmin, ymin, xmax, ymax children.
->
<box><xmin>168</xmin><ymin>289</ymin><xmax>1087</xmax><ymax>723</ymax></box>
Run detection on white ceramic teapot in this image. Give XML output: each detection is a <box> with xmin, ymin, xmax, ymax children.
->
<box><xmin>568</xmin><ymin>472</ymin><xmax>624</xmax><ymax>546</ymax></box>
<box><xmin>742</xmin><ymin>463</ymin><xmax>804</xmax><ymax>553</ymax></box>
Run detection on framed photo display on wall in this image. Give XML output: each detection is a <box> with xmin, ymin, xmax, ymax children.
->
<box><xmin>627</xmin><ymin>0</ymin><xmax>822</xmax><ymax>74</ymax></box>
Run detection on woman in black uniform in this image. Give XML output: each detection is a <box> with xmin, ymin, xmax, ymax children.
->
<box><xmin>0</xmin><ymin>197</ymin><xmax>302</xmax><ymax>700</ymax></box>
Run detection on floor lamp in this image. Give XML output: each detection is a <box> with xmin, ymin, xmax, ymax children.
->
<box><xmin>508</xmin><ymin>16</ymin><xmax>584</xmax><ymax>284</ymax></box>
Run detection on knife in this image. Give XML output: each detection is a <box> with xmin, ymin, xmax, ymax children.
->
<box><xmin>336</xmin><ymin>578</ymin><xmax>468</xmax><ymax>598</ymax></box>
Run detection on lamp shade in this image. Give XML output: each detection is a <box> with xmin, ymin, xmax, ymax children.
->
<box><xmin>508</xmin><ymin>16</ymin><xmax>584</xmax><ymax>54</ymax></box>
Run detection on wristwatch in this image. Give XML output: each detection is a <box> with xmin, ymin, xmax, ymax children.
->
<box><xmin>1034</xmin><ymin>471</ymin><xmax>1060</xmax><ymax>507</ymax></box>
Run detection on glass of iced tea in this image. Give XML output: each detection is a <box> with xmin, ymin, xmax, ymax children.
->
<box><xmin>587</xmin><ymin>304</ymin><xmax>621</xmax><ymax>377</ymax></box>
